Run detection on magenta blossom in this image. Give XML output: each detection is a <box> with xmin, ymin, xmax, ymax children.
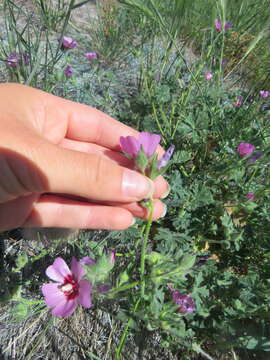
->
<box><xmin>64</xmin><ymin>65</ymin><xmax>73</xmax><ymax>78</ymax></box>
<box><xmin>42</xmin><ymin>257</ymin><xmax>91</xmax><ymax>317</ymax></box>
<box><xmin>85</xmin><ymin>52</ymin><xmax>97</xmax><ymax>60</ymax></box>
<box><xmin>61</xmin><ymin>36</ymin><xmax>78</xmax><ymax>49</ymax></box>
<box><xmin>259</xmin><ymin>90</ymin><xmax>270</xmax><ymax>99</ymax></box>
<box><xmin>172</xmin><ymin>291</ymin><xmax>195</xmax><ymax>313</ymax></box>
<box><xmin>233</xmin><ymin>95</ymin><xmax>244</xmax><ymax>108</ymax></box>
<box><xmin>246</xmin><ymin>193</ymin><xmax>255</xmax><ymax>200</ymax></box>
<box><xmin>214</xmin><ymin>19</ymin><xmax>232</xmax><ymax>32</ymax></box>
<box><xmin>205</xmin><ymin>72</ymin><xmax>213</xmax><ymax>80</ymax></box>
<box><xmin>120</xmin><ymin>132</ymin><xmax>161</xmax><ymax>158</ymax></box>
<box><xmin>237</xmin><ymin>142</ymin><xmax>255</xmax><ymax>157</ymax></box>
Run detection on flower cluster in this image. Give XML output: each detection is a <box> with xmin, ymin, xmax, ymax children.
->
<box><xmin>214</xmin><ymin>19</ymin><xmax>232</xmax><ymax>32</ymax></box>
<box><xmin>120</xmin><ymin>132</ymin><xmax>175</xmax><ymax>179</ymax></box>
<box><xmin>172</xmin><ymin>290</ymin><xmax>196</xmax><ymax>313</ymax></box>
<box><xmin>6</xmin><ymin>52</ymin><xmax>30</xmax><ymax>68</ymax></box>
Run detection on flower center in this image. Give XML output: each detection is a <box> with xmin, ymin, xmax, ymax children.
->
<box><xmin>60</xmin><ymin>274</ymin><xmax>79</xmax><ymax>300</ymax></box>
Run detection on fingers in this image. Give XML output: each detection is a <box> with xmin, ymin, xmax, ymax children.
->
<box><xmin>23</xmin><ymin>195</ymin><xmax>166</xmax><ymax>230</ymax></box>
<box><xmin>60</xmin><ymin>138</ymin><xmax>170</xmax><ymax>199</ymax></box>
<box><xmin>36</xmin><ymin>142</ymin><xmax>154</xmax><ymax>203</ymax></box>
<box><xmin>46</xmin><ymin>91</ymin><xmax>165</xmax><ymax>155</ymax></box>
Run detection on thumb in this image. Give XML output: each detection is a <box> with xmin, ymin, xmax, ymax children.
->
<box><xmin>35</xmin><ymin>142</ymin><xmax>154</xmax><ymax>203</ymax></box>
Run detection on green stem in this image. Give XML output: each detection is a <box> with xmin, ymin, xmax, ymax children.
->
<box><xmin>115</xmin><ymin>298</ymin><xmax>141</xmax><ymax>360</ymax></box>
<box><xmin>140</xmin><ymin>199</ymin><xmax>154</xmax><ymax>298</ymax></box>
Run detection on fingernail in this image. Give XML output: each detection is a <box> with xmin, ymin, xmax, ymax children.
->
<box><xmin>122</xmin><ymin>169</ymin><xmax>154</xmax><ymax>200</ymax></box>
<box><xmin>130</xmin><ymin>217</ymin><xmax>136</xmax><ymax>226</ymax></box>
<box><xmin>161</xmin><ymin>203</ymin><xmax>167</xmax><ymax>218</ymax></box>
<box><xmin>161</xmin><ymin>184</ymin><xmax>171</xmax><ymax>199</ymax></box>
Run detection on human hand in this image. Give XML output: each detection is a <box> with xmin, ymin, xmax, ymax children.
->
<box><xmin>0</xmin><ymin>83</ymin><xmax>169</xmax><ymax>231</ymax></box>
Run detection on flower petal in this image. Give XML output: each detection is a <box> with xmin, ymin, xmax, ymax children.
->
<box><xmin>46</xmin><ymin>257</ymin><xmax>71</xmax><ymax>282</ymax></box>
<box><xmin>78</xmin><ymin>280</ymin><xmax>92</xmax><ymax>308</ymax></box>
<box><xmin>71</xmin><ymin>257</ymin><xmax>85</xmax><ymax>282</ymax></box>
<box><xmin>138</xmin><ymin>132</ymin><xmax>161</xmax><ymax>157</ymax></box>
<box><xmin>51</xmin><ymin>299</ymin><xmax>77</xmax><ymax>317</ymax></box>
<box><xmin>120</xmin><ymin>136</ymin><xmax>140</xmax><ymax>157</ymax></box>
<box><xmin>42</xmin><ymin>283</ymin><xmax>65</xmax><ymax>307</ymax></box>
<box><xmin>80</xmin><ymin>256</ymin><xmax>96</xmax><ymax>266</ymax></box>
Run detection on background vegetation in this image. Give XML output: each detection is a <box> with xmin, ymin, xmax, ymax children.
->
<box><xmin>0</xmin><ymin>0</ymin><xmax>270</xmax><ymax>359</ymax></box>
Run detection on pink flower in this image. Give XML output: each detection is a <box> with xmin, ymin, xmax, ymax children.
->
<box><xmin>85</xmin><ymin>52</ymin><xmax>97</xmax><ymax>60</ymax></box>
<box><xmin>42</xmin><ymin>257</ymin><xmax>91</xmax><ymax>317</ymax></box>
<box><xmin>237</xmin><ymin>142</ymin><xmax>255</xmax><ymax>157</ymax></box>
<box><xmin>64</xmin><ymin>65</ymin><xmax>73</xmax><ymax>77</ymax></box>
<box><xmin>214</xmin><ymin>19</ymin><xmax>232</xmax><ymax>32</ymax></box>
<box><xmin>205</xmin><ymin>72</ymin><xmax>213</xmax><ymax>80</ymax></box>
<box><xmin>233</xmin><ymin>95</ymin><xmax>244</xmax><ymax>108</ymax></box>
<box><xmin>172</xmin><ymin>291</ymin><xmax>195</xmax><ymax>313</ymax></box>
<box><xmin>120</xmin><ymin>132</ymin><xmax>161</xmax><ymax>158</ymax></box>
<box><xmin>246</xmin><ymin>193</ymin><xmax>255</xmax><ymax>200</ymax></box>
<box><xmin>259</xmin><ymin>90</ymin><xmax>270</xmax><ymax>99</ymax></box>
<box><xmin>61</xmin><ymin>36</ymin><xmax>78</xmax><ymax>49</ymax></box>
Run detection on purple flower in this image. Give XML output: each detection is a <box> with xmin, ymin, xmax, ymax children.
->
<box><xmin>6</xmin><ymin>53</ymin><xmax>20</xmax><ymax>67</ymax></box>
<box><xmin>85</xmin><ymin>52</ymin><xmax>97</xmax><ymax>60</ymax></box>
<box><xmin>196</xmin><ymin>255</ymin><xmax>210</xmax><ymax>267</ymax></box>
<box><xmin>80</xmin><ymin>256</ymin><xmax>96</xmax><ymax>266</ymax></box>
<box><xmin>249</xmin><ymin>151</ymin><xmax>262</xmax><ymax>163</ymax></box>
<box><xmin>246</xmin><ymin>193</ymin><xmax>255</xmax><ymax>200</ymax></box>
<box><xmin>42</xmin><ymin>257</ymin><xmax>92</xmax><ymax>318</ymax></box>
<box><xmin>158</xmin><ymin>145</ymin><xmax>175</xmax><ymax>169</ymax></box>
<box><xmin>120</xmin><ymin>132</ymin><xmax>161</xmax><ymax>158</ymax></box>
<box><xmin>110</xmin><ymin>251</ymin><xmax>116</xmax><ymax>264</ymax></box>
<box><xmin>64</xmin><ymin>65</ymin><xmax>73</xmax><ymax>77</ymax></box>
<box><xmin>237</xmin><ymin>142</ymin><xmax>255</xmax><ymax>157</ymax></box>
<box><xmin>21</xmin><ymin>52</ymin><xmax>30</xmax><ymax>65</ymax></box>
<box><xmin>233</xmin><ymin>95</ymin><xmax>244</xmax><ymax>108</ymax></box>
<box><xmin>214</xmin><ymin>19</ymin><xmax>232</xmax><ymax>32</ymax></box>
<box><xmin>205</xmin><ymin>72</ymin><xmax>213</xmax><ymax>80</ymax></box>
<box><xmin>259</xmin><ymin>90</ymin><xmax>270</xmax><ymax>99</ymax></box>
<box><xmin>61</xmin><ymin>36</ymin><xmax>78</xmax><ymax>49</ymax></box>
<box><xmin>172</xmin><ymin>291</ymin><xmax>196</xmax><ymax>313</ymax></box>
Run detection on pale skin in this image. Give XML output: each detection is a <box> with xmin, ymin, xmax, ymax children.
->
<box><xmin>0</xmin><ymin>83</ymin><xmax>169</xmax><ymax>232</ymax></box>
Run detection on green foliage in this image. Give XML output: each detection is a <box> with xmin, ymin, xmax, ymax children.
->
<box><xmin>1</xmin><ymin>0</ymin><xmax>270</xmax><ymax>359</ymax></box>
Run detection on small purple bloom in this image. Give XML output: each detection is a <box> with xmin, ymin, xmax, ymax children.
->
<box><xmin>172</xmin><ymin>291</ymin><xmax>196</xmax><ymax>313</ymax></box>
<box><xmin>224</xmin><ymin>22</ymin><xmax>232</xmax><ymax>31</ymax></box>
<box><xmin>248</xmin><ymin>151</ymin><xmax>262</xmax><ymax>163</ymax></box>
<box><xmin>205</xmin><ymin>72</ymin><xmax>213</xmax><ymax>80</ymax></box>
<box><xmin>237</xmin><ymin>142</ymin><xmax>255</xmax><ymax>157</ymax></box>
<box><xmin>85</xmin><ymin>52</ymin><xmax>97</xmax><ymax>60</ymax></box>
<box><xmin>64</xmin><ymin>65</ymin><xmax>73</xmax><ymax>77</ymax></box>
<box><xmin>80</xmin><ymin>256</ymin><xmax>96</xmax><ymax>266</ymax></box>
<box><xmin>21</xmin><ymin>52</ymin><xmax>30</xmax><ymax>65</ymax></box>
<box><xmin>233</xmin><ymin>95</ymin><xmax>244</xmax><ymax>108</ymax></box>
<box><xmin>6</xmin><ymin>53</ymin><xmax>20</xmax><ymax>67</ymax></box>
<box><xmin>61</xmin><ymin>36</ymin><xmax>78</xmax><ymax>49</ymax></box>
<box><xmin>214</xmin><ymin>19</ymin><xmax>232</xmax><ymax>32</ymax></box>
<box><xmin>158</xmin><ymin>145</ymin><xmax>175</xmax><ymax>169</ymax></box>
<box><xmin>120</xmin><ymin>132</ymin><xmax>161</xmax><ymax>158</ymax></box>
<box><xmin>246</xmin><ymin>193</ymin><xmax>255</xmax><ymax>200</ymax></box>
<box><xmin>196</xmin><ymin>255</ymin><xmax>210</xmax><ymax>267</ymax></box>
<box><xmin>259</xmin><ymin>90</ymin><xmax>270</xmax><ymax>99</ymax></box>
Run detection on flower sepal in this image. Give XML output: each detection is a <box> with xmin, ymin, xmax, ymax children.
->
<box><xmin>134</xmin><ymin>147</ymin><xmax>150</xmax><ymax>174</ymax></box>
<box><xmin>84</xmin><ymin>253</ymin><xmax>115</xmax><ymax>285</ymax></box>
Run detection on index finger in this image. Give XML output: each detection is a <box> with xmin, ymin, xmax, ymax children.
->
<box><xmin>49</xmin><ymin>95</ymin><xmax>164</xmax><ymax>154</ymax></box>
